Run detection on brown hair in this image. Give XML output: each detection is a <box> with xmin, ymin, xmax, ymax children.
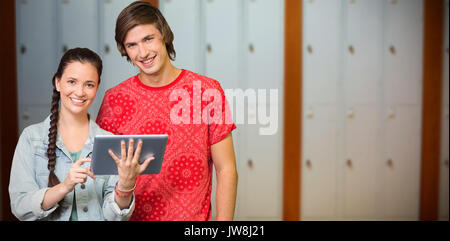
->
<box><xmin>115</xmin><ymin>1</ymin><xmax>176</xmax><ymax>61</ymax></box>
<box><xmin>47</xmin><ymin>48</ymin><xmax>102</xmax><ymax>208</ymax></box>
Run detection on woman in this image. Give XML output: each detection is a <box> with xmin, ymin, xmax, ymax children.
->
<box><xmin>9</xmin><ymin>48</ymin><xmax>152</xmax><ymax>221</ymax></box>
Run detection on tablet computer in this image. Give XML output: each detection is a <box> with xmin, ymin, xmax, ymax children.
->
<box><xmin>91</xmin><ymin>134</ymin><xmax>168</xmax><ymax>175</ymax></box>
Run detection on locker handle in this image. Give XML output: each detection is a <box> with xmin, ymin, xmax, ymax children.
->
<box><xmin>247</xmin><ymin>159</ymin><xmax>254</xmax><ymax>169</ymax></box>
<box><xmin>347</xmin><ymin>108</ymin><xmax>355</xmax><ymax>119</ymax></box>
<box><xmin>207</xmin><ymin>44</ymin><xmax>212</xmax><ymax>53</ymax></box>
<box><xmin>22</xmin><ymin>111</ymin><xmax>30</xmax><ymax>121</ymax></box>
<box><xmin>249</xmin><ymin>44</ymin><xmax>255</xmax><ymax>53</ymax></box>
<box><xmin>346</xmin><ymin>159</ymin><xmax>353</xmax><ymax>169</ymax></box>
<box><xmin>387</xmin><ymin>159</ymin><xmax>394</xmax><ymax>168</ymax></box>
<box><xmin>387</xmin><ymin>108</ymin><xmax>396</xmax><ymax>119</ymax></box>
<box><xmin>62</xmin><ymin>45</ymin><xmax>68</xmax><ymax>53</ymax></box>
<box><xmin>20</xmin><ymin>45</ymin><xmax>26</xmax><ymax>55</ymax></box>
<box><xmin>306</xmin><ymin>159</ymin><xmax>312</xmax><ymax>169</ymax></box>
<box><xmin>305</xmin><ymin>109</ymin><xmax>314</xmax><ymax>119</ymax></box>
<box><xmin>104</xmin><ymin>44</ymin><xmax>110</xmax><ymax>54</ymax></box>
<box><xmin>445</xmin><ymin>159</ymin><xmax>449</xmax><ymax>168</ymax></box>
<box><xmin>307</xmin><ymin>45</ymin><xmax>313</xmax><ymax>54</ymax></box>
<box><xmin>348</xmin><ymin>45</ymin><xmax>355</xmax><ymax>55</ymax></box>
<box><xmin>389</xmin><ymin>46</ymin><xmax>396</xmax><ymax>55</ymax></box>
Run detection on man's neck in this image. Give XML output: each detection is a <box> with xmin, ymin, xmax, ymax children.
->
<box><xmin>139</xmin><ymin>63</ymin><xmax>182</xmax><ymax>88</ymax></box>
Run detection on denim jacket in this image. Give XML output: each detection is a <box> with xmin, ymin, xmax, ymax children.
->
<box><xmin>9</xmin><ymin>115</ymin><xmax>134</xmax><ymax>221</ymax></box>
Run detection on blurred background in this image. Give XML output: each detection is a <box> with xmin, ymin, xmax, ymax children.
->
<box><xmin>0</xmin><ymin>0</ymin><xmax>448</xmax><ymax>221</ymax></box>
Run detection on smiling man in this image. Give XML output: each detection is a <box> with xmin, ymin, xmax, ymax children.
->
<box><xmin>96</xmin><ymin>1</ymin><xmax>238</xmax><ymax>221</ymax></box>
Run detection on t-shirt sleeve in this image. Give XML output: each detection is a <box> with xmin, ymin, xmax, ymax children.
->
<box><xmin>207</xmin><ymin>83</ymin><xmax>236</xmax><ymax>146</ymax></box>
<box><xmin>96</xmin><ymin>90</ymin><xmax>120</xmax><ymax>135</ymax></box>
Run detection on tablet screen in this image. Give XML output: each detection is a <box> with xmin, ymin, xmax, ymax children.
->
<box><xmin>91</xmin><ymin>134</ymin><xmax>168</xmax><ymax>175</ymax></box>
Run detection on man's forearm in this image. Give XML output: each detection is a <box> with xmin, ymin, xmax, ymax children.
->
<box><xmin>215</xmin><ymin>168</ymin><xmax>238</xmax><ymax>221</ymax></box>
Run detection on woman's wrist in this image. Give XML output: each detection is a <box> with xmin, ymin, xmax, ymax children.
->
<box><xmin>117</xmin><ymin>178</ymin><xmax>136</xmax><ymax>192</ymax></box>
<box><xmin>114</xmin><ymin>181</ymin><xmax>136</xmax><ymax>199</ymax></box>
<box><xmin>116</xmin><ymin>180</ymin><xmax>136</xmax><ymax>193</ymax></box>
<box><xmin>59</xmin><ymin>181</ymin><xmax>73</xmax><ymax>195</ymax></box>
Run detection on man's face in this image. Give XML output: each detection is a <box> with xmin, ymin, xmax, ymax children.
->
<box><xmin>123</xmin><ymin>24</ymin><xmax>169</xmax><ymax>77</ymax></box>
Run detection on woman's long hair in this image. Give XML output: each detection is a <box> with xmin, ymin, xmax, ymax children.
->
<box><xmin>46</xmin><ymin>48</ymin><xmax>102</xmax><ymax>217</ymax></box>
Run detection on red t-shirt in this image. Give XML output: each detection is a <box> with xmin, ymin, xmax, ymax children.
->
<box><xmin>96</xmin><ymin>69</ymin><xmax>236</xmax><ymax>221</ymax></box>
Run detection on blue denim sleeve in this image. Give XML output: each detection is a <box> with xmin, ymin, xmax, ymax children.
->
<box><xmin>8</xmin><ymin>128</ymin><xmax>58</xmax><ymax>220</ymax></box>
<box><xmin>102</xmin><ymin>175</ymin><xmax>135</xmax><ymax>221</ymax></box>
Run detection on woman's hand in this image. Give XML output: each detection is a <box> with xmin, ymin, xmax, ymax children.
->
<box><xmin>108</xmin><ymin>139</ymin><xmax>154</xmax><ymax>191</ymax></box>
<box><xmin>62</xmin><ymin>158</ymin><xmax>95</xmax><ymax>194</ymax></box>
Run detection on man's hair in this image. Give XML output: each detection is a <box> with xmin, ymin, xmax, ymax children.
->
<box><xmin>115</xmin><ymin>1</ymin><xmax>176</xmax><ymax>61</ymax></box>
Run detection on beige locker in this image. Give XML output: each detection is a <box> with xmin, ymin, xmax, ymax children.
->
<box><xmin>381</xmin><ymin>0</ymin><xmax>423</xmax><ymax>220</ymax></box>
<box><xmin>16</xmin><ymin>0</ymin><xmax>57</xmax><ymax>133</ymax></box>
<box><xmin>302</xmin><ymin>0</ymin><xmax>342</xmax><ymax>105</ymax></box>
<box><xmin>301</xmin><ymin>0</ymin><xmax>342</xmax><ymax>220</ymax></box>
<box><xmin>383</xmin><ymin>106</ymin><xmax>422</xmax><ymax>219</ymax></box>
<box><xmin>301</xmin><ymin>0</ymin><xmax>424</xmax><ymax>220</ymax></box>
<box><xmin>344</xmin><ymin>0</ymin><xmax>383</xmax><ymax>106</ymax></box>
<box><xmin>301</xmin><ymin>105</ymin><xmax>338</xmax><ymax>219</ymax></box>
<box><xmin>343</xmin><ymin>105</ymin><xmax>380</xmax><ymax>219</ymax></box>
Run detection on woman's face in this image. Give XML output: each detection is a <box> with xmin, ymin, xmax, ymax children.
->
<box><xmin>55</xmin><ymin>61</ymin><xmax>99</xmax><ymax>117</ymax></box>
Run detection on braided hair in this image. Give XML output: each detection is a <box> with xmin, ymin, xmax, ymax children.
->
<box><xmin>47</xmin><ymin>48</ymin><xmax>102</xmax><ymax>188</ymax></box>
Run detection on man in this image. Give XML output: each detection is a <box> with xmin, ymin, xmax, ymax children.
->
<box><xmin>96</xmin><ymin>1</ymin><xmax>238</xmax><ymax>221</ymax></box>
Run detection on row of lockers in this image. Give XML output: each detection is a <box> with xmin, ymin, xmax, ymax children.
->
<box><xmin>301</xmin><ymin>0</ymin><xmax>449</xmax><ymax>220</ymax></box>
<box><xmin>303</xmin><ymin>0</ymin><xmax>423</xmax><ymax>106</ymax></box>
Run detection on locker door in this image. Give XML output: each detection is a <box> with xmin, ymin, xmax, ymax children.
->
<box><xmin>301</xmin><ymin>105</ymin><xmax>338</xmax><ymax>220</ymax></box>
<box><xmin>16</xmin><ymin>0</ymin><xmax>58</xmax><ymax>133</ymax></box>
<box><xmin>58</xmin><ymin>0</ymin><xmax>99</xmax><ymax>56</ymax></box>
<box><xmin>204</xmin><ymin>0</ymin><xmax>242</xmax><ymax>90</ymax></box>
<box><xmin>343</xmin><ymin>105</ymin><xmax>380</xmax><ymax>219</ymax></box>
<box><xmin>240</xmin><ymin>0</ymin><xmax>284</xmax><ymax>220</ymax></box>
<box><xmin>92</xmin><ymin>0</ymin><xmax>138</xmax><ymax>120</ymax></box>
<box><xmin>341</xmin><ymin>0</ymin><xmax>383</xmax><ymax>219</ymax></box>
<box><xmin>301</xmin><ymin>0</ymin><xmax>342</xmax><ymax>220</ymax></box>
<box><xmin>302</xmin><ymin>0</ymin><xmax>342</xmax><ymax>105</ymax></box>
<box><xmin>384</xmin><ymin>0</ymin><xmax>423</xmax><ymax>105</ymax></box>
<box><xmin>160</xmin><ymin>0</ymin><xmax>202</xmax><ymax>74</ymax></box>
<box><xmin>343</xmin><ymin>0</ymin><xmax>383</xmax><ymax>219</ymax></box>
<box><xmin>383</xmin><ymin>106</ymin><xmax>421</xmax><ymax>220</ymax></box>
<box><xmin>344</xmin><ymin>0</ymin><xmax>383</xmax><ymax>105</ymax></box>
<box><xmin>439</xmin><ymin>0</ymin><xmax>449</xmax><ymax>221</ymax></box>
<box><xmin>247</xmin><ymin>0</ymin><xmax>284</xmax><ymax>90</ymax></box>
<box><xmin>381</xmin><ymin>0</ymin><xmax>423</xmax><ymax>220</ymax></box>
<box><xmin>243</xmin><ymin>104</ymin><xmax>282</xmax><ymax>220</ymax></box>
